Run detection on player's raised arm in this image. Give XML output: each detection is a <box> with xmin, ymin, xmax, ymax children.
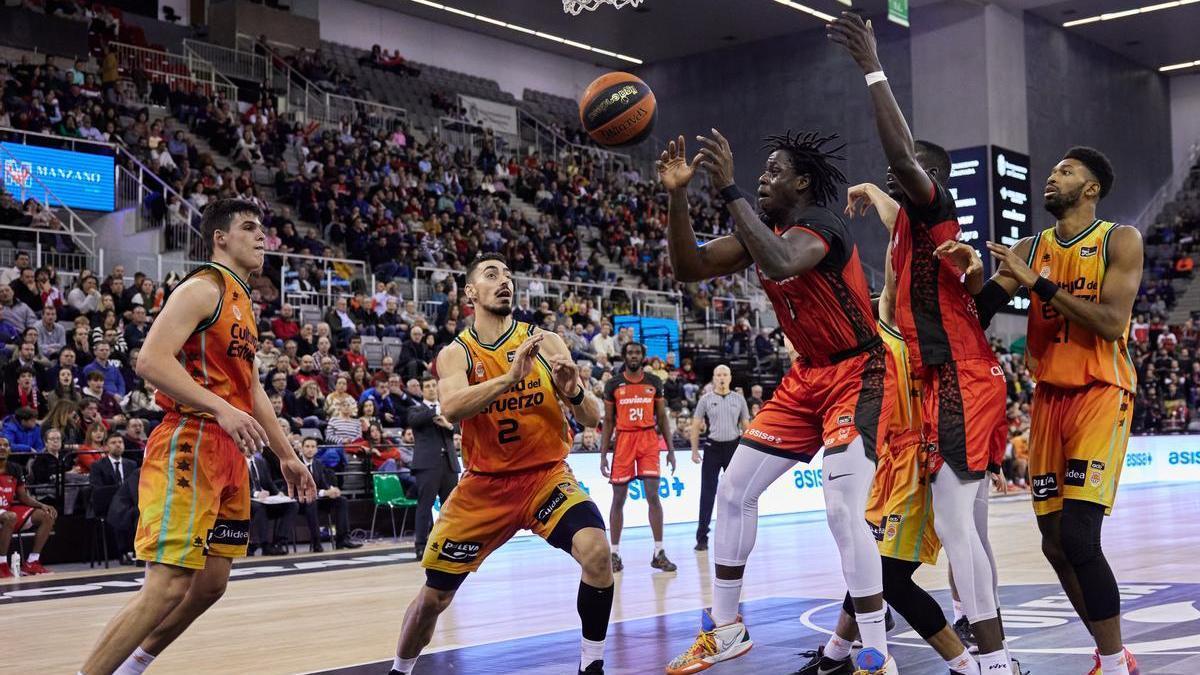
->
<box><xmin>136</xmin><ymin>274</ymin><xmax>270</xmax><ymax>451</ymax></box>
<box><xmin>845</xmin><ymin>183</ymin><xmax>900</xmax><ymax>232</ymax></box>
<box><xmin>948</xmin><ymin>237</ymin><xmax>1034</xmax><ymax>328</ymax></box>
<box><xmin>436</xmin><ymin>334</ymin><xmax>543</xmax><ymax>423</ymax></box>
<box><xmin>694</xmin><ymin>129</ymin><xmax>828</xmax><ymax>280</ymax></box>
<box><xmin>988</xmin><ymin>226</ymin><xmax>1142</xmax><ymax>341</ymax></box>
<box><xmin>659</xmin><ymin>134</ymin><xmax>753</xmax><ymax>282</ymax></box>
<box><xmin>827</xmin><ymin>13</ymin><xmax>934</xmax><ymax>206</ymax></box>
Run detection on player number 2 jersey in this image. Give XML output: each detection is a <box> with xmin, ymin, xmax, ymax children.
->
<box><xmin>1024</xmin><ymin>219</ymin><xmax>1137</xmax><ymax>393</ymax></box>
<box><xmin>456</xmin><ymin>321</ymin><xmax>572</xmax><ymax>474</ymax></box>
<box><xmin>155</xmin><ymin>262</ymin><xmax>258</xmax><ymax>417</ymax></box>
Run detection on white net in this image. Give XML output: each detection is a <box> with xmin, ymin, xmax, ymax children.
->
<box><xmin>562</xmin><ymin>0</ymin><xmax>643</xmax><ymax>15</ymax></box>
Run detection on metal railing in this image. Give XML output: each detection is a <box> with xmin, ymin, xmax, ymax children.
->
<box><xmin>116</xmin><ymin>151</ymin><xmax>204</xmax><ymax>258</ymax></box>
<box><xmin>182</xmin><ymin>39</ymin><xmax>271</xmax><ymax>85</ymax></box>
<box><xmin>1136</xmin><ymin>139</ymin><xmax>1200</xmax><ymax>232</ymax></box>
<box><xmin>517</xmin><ymin>108</ymin><xmax>647</xmax><ymax>180</ymax></box>
<box><xmin>112</xmin><ymin>41</ymin><xmax>237</xmax><ymax>104</ymax></box>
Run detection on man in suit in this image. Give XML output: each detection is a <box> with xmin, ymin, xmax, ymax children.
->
<box><xmin>107</xmin><ymin>467</ymin><xmax>140</xmax><ymax>566</ymax></box>
<box><xmin>90</xmin><ymin>433</ymin><xmax>140</xmax><ymax>564</ymax></box>
<box><xmin>244</xmin><ymin>446</ymin><xmax>297</xmax><ymax>556</ymax></box>
<box><xmin>297</xmin><ymin>437</ymin><xmax>362</xmax><ymax>552</ymax></box>
<box><xmin>407</xmin><ymin>374</ymin><xmax>459</xmax><ymax>558</ymax></box>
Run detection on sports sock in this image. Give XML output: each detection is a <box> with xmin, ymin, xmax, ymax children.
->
<box><xmin>27</xmin><ymin>552</ymin><xmax>39</xmax><ymax>563</ymax></box>
<box><xmin>580</xmin><ymin>637</ymin><xmax>605</xmax><ymax>671</ymax></box>
<box><xmin>1099</xmin><ymin>649</ymin><xmax>1130</xmax><ymax>675</ymax></box>
<box><xmin>953</xmin><ymin>599</ymin><xmax>966</xmax><ymax>623</ymax></box>
<box><xmin>1002</xmin><ymin>639</ymin><xmax>1013</xmax><ymax>667</ymax></box>
<box><xmin>391</xmin><ymin>656</ymin><xmax>416</xmax><ymax>674</ymax></box>
<box><xmin>577</xmin><ymin>581</ymin><xmax>614</xmax><ymax>641</ymax></box>
<box><xmin>978</xmin><ymin>649</ymin><xmax>1011</xmax><ymax>674</ymax></box>
<box><xmin>824</xmin><ymin>633</ymin><xmax>853</xmax><ymax>662</ymax></box>
<box><xmin>610</xmin><ymin>544</ymin><xmax>619</xmax><ymax>556</ymax></box>
<box><xmin>653</xmin><ymin>541</ymin><xmax>663</xmax><ymax>556</ymax></box>
<box><xmin>711</xmin><ymin>577</ymin><xmax>742</xmax><ymax>626</ymax></box>
<box><xmin>945</xmin><ymin>648</ymin><xmax>979</xmax><ymax>674</ymax></box>
<box><xmin>855</xmin><ymin>608</ymin><xmax>888</xmax><ymax>657</ymax></box>
<box><xmin>115</xmin><ymin>647</ymin><xmax>156</xmax><ymax>675</ymax></box>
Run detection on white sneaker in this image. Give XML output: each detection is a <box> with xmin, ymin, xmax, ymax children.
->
<box><xmin>664</xmin><ymin>612</ymin><xmax>753</xmax><ymax>674</ymax></box>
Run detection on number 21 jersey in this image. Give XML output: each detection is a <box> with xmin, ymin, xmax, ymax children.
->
<box><xmin>455</xmin><ymin>321</ymin><xmax>572</xmax><ymax>474</ymax></box>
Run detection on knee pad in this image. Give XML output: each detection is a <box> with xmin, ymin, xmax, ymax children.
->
<box><xmin>1060</xmin><ymin>500</ymin><xmax>1104</xmax><ymax>568</ymax></box>
<box><xmin>425</xmin><ymin>568</ymin><xmax>468</xmax><ymax>592</ymax></box>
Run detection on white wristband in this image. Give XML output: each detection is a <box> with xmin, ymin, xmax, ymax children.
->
<box><xmin>865</xmin><ymin>71</ymin><xmax>888</xmax><ymax>86</ymax></box>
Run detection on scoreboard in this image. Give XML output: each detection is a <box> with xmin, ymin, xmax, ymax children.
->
<box><xmin>948</xmin><ymin>145</ymin><xmax>1034</xmax><ymax>314</ymax></box>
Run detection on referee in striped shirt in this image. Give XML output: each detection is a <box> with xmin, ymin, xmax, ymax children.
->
<box><xmin>690</xmin><ymin>364</ymin><xmax>749</xmax><ymax>551</ymax></box>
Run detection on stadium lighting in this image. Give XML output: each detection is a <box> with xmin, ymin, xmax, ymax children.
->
<box><xmin>402</xmin><ymin>0</ymin><xmax>643</xmax><ymax>64</ymax></box>
<box><xmin>770</xmin><ymin>0</ymin><xmax>837</xmax><ymax>22</ymax></box>
<box><xmin>1160</xmin><ymin>59</ymin><xmax>1200</xmax><ymax>72</ymax></box>
<box><xmin>1062</xmin><ymin>0</ymin><xmax>1199</xmax><ymax>28</ymax></box>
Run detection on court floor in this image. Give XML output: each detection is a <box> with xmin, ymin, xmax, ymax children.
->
<box><xmin>7</xmin><ymin>482</ymin><xmax>1200</xmax><ymax>674</ymax></box>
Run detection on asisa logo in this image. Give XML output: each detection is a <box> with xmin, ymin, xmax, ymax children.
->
<box><xmin>793</xmin><ymin>468</ymin><xmax>823</xmax><ymax>490</ymax></box>
<box><xmin>1168</xmin><ymin>450</ymin><xmax>1200</xmax><ymax>465</ymax></box>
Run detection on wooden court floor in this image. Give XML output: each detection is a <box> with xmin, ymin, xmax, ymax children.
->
<box><xmin>7</xmin><ymin>483</ymin><xmax>1200</xmax><ymax>674</ymax></box>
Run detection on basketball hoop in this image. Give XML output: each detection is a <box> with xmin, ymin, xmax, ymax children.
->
<box><xmin>563</xmin><ymin>0</ymin><xmax>643</xmax><ymax>15</ymax></box>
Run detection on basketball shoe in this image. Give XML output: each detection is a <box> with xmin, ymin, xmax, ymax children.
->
<box><xmin>665</xmin><ymin>611</ymin><xmax>752</xmax><ymax>674</ymax></box>
<box><xmin>651</xmin><ymin>550</ymin><xmax>677</xmax><ymax>572</ymax></box>
<box><xmin>852</xmin><ymin>648</ymin><xmax>897</xmax><ymax>675</ymax></box>
<box><xmin>1085</xmin><ymin>648</ymin><xmax>1140</xmax><ymax>675</ymax></box>
<box><xmin>21</xmin><ymin>560</ymin><xmax>50</xmax><ymax>575</ymax></box>
<box><xmin>793</xmin><ymin>646</ymin><xmax>853</xmax><ymax>674</ymax></box>
<box><xmin>611</xmin><ymin>552</ymin><xmax>624</xmax><ymax>573</ymax></box>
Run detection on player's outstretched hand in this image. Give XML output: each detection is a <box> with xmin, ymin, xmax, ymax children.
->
<box><xmin>986</xmin><ymin>241</ymin><xmax>1039</xmax><ymax>287</ymax></box>
<box><xmin>215</xmin><ymin>404</ymin><xmax>271</xmax><ymax>453</ymax></box>
<box><xmin>509</xmin><ymin>332</ymin><xmax>545</xmax><ymax>383</ymax></box>
<box><xmin>658</xmin><ymin>135</ymin><xmax>697</xmax><ymax>190</ymax></box>
<box><xmin>934</xmin><ymin>240</ymin><xmax>982</xmax><ymax>278</ymax></box>
<box><xmin>845</xmin><ymin>183</ymin><xmax>879</xmax><ymax>218</ymax></box>
<box><xmin>826</xmin><ymin>12</ymin><xmax>882</xmax><ymax>74</ymax></box>
<box><xmin>695</xmin><ymin>128</ymin><xmax>736</xmax><ymax>190</ymax></box>
<box><xmin>280</xmin><ymin>456</ymin><xmax>318</xmax><ymax>503</ymax></box>
<box><xmin>548</xmin><ymin>355</ymin><xmax>582</xmax><ymax>399</ymax></box>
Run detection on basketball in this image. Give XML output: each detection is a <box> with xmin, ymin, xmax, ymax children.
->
<box><xmin>578</xmin><ymin>71</ymin><xmax>657</xmax><ymax>147</ymax></box>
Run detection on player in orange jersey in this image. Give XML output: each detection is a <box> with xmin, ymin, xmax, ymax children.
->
<box><xmin>80</xmin><ymin>199</ymin><xmax>316</xmax><ymax>675</ymax></box>
<box><xmin>389</xmin><ymin>253</ymin><xmax>612</xmax><ymax>675</ymax></box>
<box><xmin>600</xmin><ymin>340</ymin><xmax>677</xmax><ymax>574</ymax></box>
<box><xmin>946</xmin><ymin>147</ymin><xmax>1142</xmax><ymax>675</ymax></box>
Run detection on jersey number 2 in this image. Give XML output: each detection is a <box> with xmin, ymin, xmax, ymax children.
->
<box><xmin>498</xmin><ymin>419</ymin><xmax>521</xmax><ymax>444</ymax></box>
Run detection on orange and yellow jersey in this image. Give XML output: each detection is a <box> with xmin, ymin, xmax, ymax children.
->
<box><xmin>880</xmin><ymin>322</ymin><xmax>922</xmax><ymax>438</ymax></box>
<box><xmin>1024</xmin><ymin>220</ymin><xmax>1137</xmax><ymax>393</ymax></box>
<box><xmin>155</xmin><ymin>262</ymin><xmax>259</xmax><ymax>417</ymax></box>
<box><xmin>455</xmin><ymin>321</ymin><xmax>572</xmax><ymax>474</ymax></box>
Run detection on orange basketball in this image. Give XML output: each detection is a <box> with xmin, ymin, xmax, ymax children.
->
<box><xmin>578</xmin><ymin>72</ymin><xmax>657</xmax><ymax>147</ymax></box>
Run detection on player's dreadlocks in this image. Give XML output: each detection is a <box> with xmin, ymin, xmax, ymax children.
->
<box><xmin>761</xmin><ymin>130</ymin><xmax>848</xmax><ymax>207</ymax></box>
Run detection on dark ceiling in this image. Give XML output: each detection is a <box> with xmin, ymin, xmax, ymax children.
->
<box><xmin>361</xmin><ymin>0</ymin><xmax>1199</xmax><ymax>75</ymax></box>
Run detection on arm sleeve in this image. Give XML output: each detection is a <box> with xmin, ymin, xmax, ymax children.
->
<box><xmin>973</xmin><ymin>279</ymin><xmax>1012</xmax><ymax>329</ymax></box>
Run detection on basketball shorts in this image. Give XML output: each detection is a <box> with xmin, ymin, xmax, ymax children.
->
<box><xmin>866</xmin><ymin>430</ymin><xmax>940</xmax><ymax>565</ymax></box>
<box><xmin>920</xmin><ymin>358</ymin><xmax>1007</xmax><ymax>480</ymax></box>
<box><xmin>422</xmin><ymin>461</ymin><xmax>601</xmax><ymax>575</ymax></box>
<box><xmin>134</xmin><ymin>412</ymin><xmax>251</xmax><ymax>569</ymax></box>
<box><xmin>610</xmin><ymin>428</ymin><xmax>660</xmax><ymax>485</ymax></box>
<box><xmin>740</xmin><ymin>346</ymin><xmax>894</xmax><ymax>462</ymax></box>
<box><xmin>1029</xmin><ymin>383</ymin><xmax>1133</xmax><ymax>517</ymax></box>
<box><xmin>0</xmin><ymin>505</ymin><xmax>36</xmax><ymax>531</ymax></box>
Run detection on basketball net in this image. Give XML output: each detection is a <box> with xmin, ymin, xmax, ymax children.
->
<box><xmin>562</xmin><ymin>0</ymin><xmax>643</xmax><ymax>15</ymax></box>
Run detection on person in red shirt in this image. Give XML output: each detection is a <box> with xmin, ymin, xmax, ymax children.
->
<box><xmin>341</xmin><ymin>334</ymin><xmax>368</xmax><ymax>372</ymax></box>
<box><xmin>0</xmin><ymin>444</ymin><xmax>57</xmax><ymax>576</ymax></box>
<box><xmin>270</xmin><ymin>304</ymin><xmax>301</xmax><ymax>341</ymax></box>
<box><xmin>659</xmin><ymin>127</ymin><xmax>895</xmax><ymax>675</ymax></box>
<box><xmin>830</xmin><ymin>13</ymin><xmax>1010</xmax><ymax>675</ymax></box>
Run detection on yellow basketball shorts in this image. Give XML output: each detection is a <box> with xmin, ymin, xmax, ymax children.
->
<box><xmin>865</xmin><ymin>430</ymin><xmax>940</xmax><ymax>565</ymax></box>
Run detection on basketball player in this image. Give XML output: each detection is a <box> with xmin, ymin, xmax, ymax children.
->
<box><xmin>80</xmin><ymin>199</ymin><xmax>317</xmax><ymax>675</ymax></box>
<box><xmin>795</xmin><ymin>314</ymin><xmax>978</xmax><ymax>675</ymax></box>
<box><xmin>946</xmin><ymin>146</ymin><xmax>1142</xmax><ymax>675</ymax></box>
<box><xmin>600</xmin><ymin>340</ymin><xmax>677</xmax><ymax>573</ymax></box>
<box><xmin>389</xmin><ymin>253</ymin><xmax>612</xmax><ymax>675</ymax></box>
<box><xmin>658</xmin><ymin>129</ymin><xmax>897</xmax><ymax>675</ymax></box>
<box><xmin>829</xmin><ymin>13</ymin><xmax>1011</xmax><ymax>674</ymax></box>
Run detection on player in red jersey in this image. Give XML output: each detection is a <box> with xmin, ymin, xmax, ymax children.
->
<box><xmin>0</xmin><ymin>444</ymin><xmax>57</xmax><ymax>576</ymax></box>
<box><xmin>829</xmin><ymin>13</ymin><xmax>1011</xmax><ymax>675</ymax></box>
<box><xmin>659</xmin><ymin>130</ymin><xmax>897</xmax><ymax>675</ymax></box>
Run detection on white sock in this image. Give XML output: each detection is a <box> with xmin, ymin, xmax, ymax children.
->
<box><xmin>653</xmin><ymin>541</ymin><xmax>663</xmax><ymax>556</ymax></box>
<box><xmin>27</xmin><ymin>552</ymin><xmax>39</xmax><ymax>563</ymax></box>
<box><xmin>1099</xmin><ymin>649</ymin><xmax>1130</xmax><ymax>675</ymax></box>
<box><xmin>824</xmin><ymin>633</ymin><xmax>853</xmax><ymax>662</ymax></box>
<box><xmin>611</xmin><ymin>545</ymin><xmax>619</xmax><ymax>556</ymax></box>
<box><xmin>391</xmin><ymin>656</ymin><xmax>416</xmax><ymax>674</ymax></box>
<box><xmin>1002</xmin><ymin>639</ymin><xmax>1013</xmax><ymax>668</ymax></box>
<box><xmin>711</xmin><ymin>577</ymin><xmax>742</xmax><ymax>626</ymax></box>
<box><xmin>978</xmin><ymin>649</ymin><xmax>1011</xmax><ymax>674</ymax></box>
<box><xmin>953</xmin><ymin>599</ymin><xmax>966</xmax><ymax>622</ymax></box>
<box><xmin>114</xmin><ymin>647</ymin><xmax>156</xmax><ymax>675</ymax></box>
<box><xmin>945</xmin><ymin>648</ymin><xmax>979</xmax><ymax>674</ymax></box>
<box><xmin>855</xmin><ymin>608</ymin><xmax>888</xmax><ymax>657</ymax></box>
<box><xmin>580</xmin><ymin>637</ymin><xmax>605</xmax><ymax>669</ymax></box>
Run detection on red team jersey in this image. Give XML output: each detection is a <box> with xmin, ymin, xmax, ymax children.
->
<box><xmin>604</xmin><ymin>371</ymin><xmax>663</xmax><ymax>431</ymax></box>
<box><xmin>759</xmin><ymin>206</ymin><xmax>880</xmax><ymax>364</ymax></box>
<box><xmin>890</xmin><ymin>183</ymin><xmax>995</xmax><ymax>372</ymax></box>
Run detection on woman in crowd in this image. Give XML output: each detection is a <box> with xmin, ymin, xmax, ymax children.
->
<box><xmin>73</xmin><ymin>421</ymin><xmax>108</xmax><ymax>473</ymax></box>
<box><xmin>325</xmin><ymin>374</ymin><xmax>356</xmax><ymax>419</ymax></box>
<box><xmin>46</xmin><ymin>367</ymin><xmax>82</xmax><ymax>409</ymax></box>
<box><xmin>291</xmin><ymin>380</ymin><xmax>326</xmax><ymax>429</ymax></box>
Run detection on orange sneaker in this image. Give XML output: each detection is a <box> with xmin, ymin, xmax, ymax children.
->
<box><xmin>21</xmin><ymin>560</ymin><xmax>50</xmax><ymax>575</ymax></box>
<box><xmin>665</xmin><ymin>612</ymin><xmax>752</xmax><ymax>674</ymax></box>
<box><xmin>1086</xmin><ymin>648</ymin><xmax>1140</xmax><ymax>675</ymax></box>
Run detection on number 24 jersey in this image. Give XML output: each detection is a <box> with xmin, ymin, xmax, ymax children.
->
<box><xmin>455</xmin><ymin>321</ymin><xmax>573</xmax><ymax>474</ymax></box>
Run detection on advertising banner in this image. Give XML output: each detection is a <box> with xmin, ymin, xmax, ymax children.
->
<box><xmin>458</xmin><ymin>94</ymin><xmax>519</xmax><ymax>136</ymax></box>
<box><xmin>1</xmin><ymin>142</ymin><xmax>114</xmax><ymax>211</ymax></box>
